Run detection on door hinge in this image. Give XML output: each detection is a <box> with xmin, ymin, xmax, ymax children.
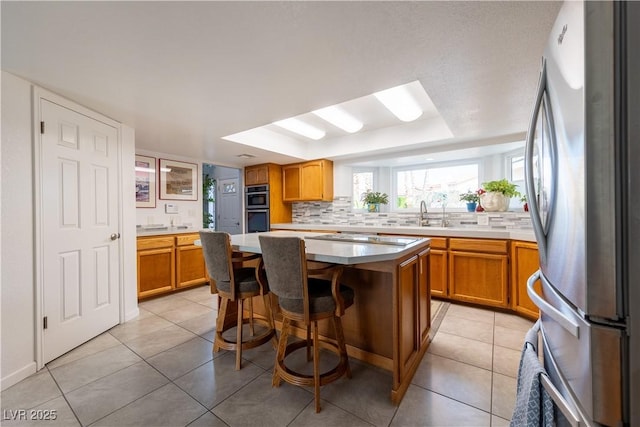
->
<box><xmin>40</xmin><ymin>121</ymin><xmax>45</xmax><ymax>134</ymax></box>
<box><xmin>43</xmin><ymin>316</ymin><xmax>48</xmax><ymax>330</ymax></box>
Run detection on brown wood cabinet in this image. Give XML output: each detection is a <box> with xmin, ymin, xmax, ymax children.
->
<box><xmin>397</xmin><ymin>255</ymin><xmax>420</xmax><ymax>381</ymax></box>
<box><xmin>510</xmin><ymin>240</ymin><xmax>540</xmax><ymax>320</ymax></box>
<box><xmin>175</xmin><ymin>234</ymin><xmax>208</xmax><ymax>289</ymax></box>
<box><xmin>448</xmin><ymin>238</ymin><xmax>509</xmax><ymax>308</ymax></box>
<box><xmin>282</xmin><ymin>159</ymin><xmax>333</xmax><ymax>202</ymax></box>
<box><xmin>137</xmin><ymin>233</ymin><xmax>208</xmax><ymax>299</ymax></box>
<box><xmin>245</xmin><ymin>164</ymin><xmax>269</xmax><ymax>186</ymax></box>
<box><xmin>428</xmin><ymin>237</ymin><xmax>448</xmax><ymax>298</ymax></box>
<box><xmin>137</xmin><ymin>236</ymin><xmax>176</xmax><ymax>299</ymax></box>
<box><xmin>418</xmin><ymin>249</ymin><xmax>431</xmax><ymax>344</ymax></box>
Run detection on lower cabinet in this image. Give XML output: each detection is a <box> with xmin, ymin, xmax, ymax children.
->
<box><xmin>428</xmin><ymin>238</ymin><xmax>448</xmax><ymax>298</ymax></box>
<box><xmin>510</xmin><ymin>240</ymin><xmax>540</xmax><ymax>320</ymax></box>
<box><xmin>448</xmin><ymin>238</ymin><xmax>510</xmax><ymax>308</ymax></box>
<box><xmin>398</xmin><ymin>255</ymin><xmax>420</xmax><ymax>379</ymax></box>
<box><xmin>418</xmin><ymin>249</ymin><xmax>431</xmax><ymax>343</ymax></box>
<box><xmin>137</xmin><ymin>233</ymin><xmax>208</xmax><ymax>299</ymax></box>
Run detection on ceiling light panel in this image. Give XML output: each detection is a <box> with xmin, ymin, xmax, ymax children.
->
<box><xmin>272</xmin><ymin>118</ymin><xmax>326</xmax><ymax>140</ymax></box>
<box><xmin>374</xmin><ymin>85</ymin><xmax>423</xmax><ymax>122</ymax></box>
<box><xmin>311</xmin><ymin>106</ymin><xmax>363</xmax><ymax>133</ymax></box>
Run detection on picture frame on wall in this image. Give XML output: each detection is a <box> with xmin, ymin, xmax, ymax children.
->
<box><xmin>159</xmin><ymin>158</ymin><xmax>198</xmax><ymax>201</ymax></box>
<box><xmin>135</xmin><ymin>155</ymin><xmax>156</xmax><ymax>208</ymax></box>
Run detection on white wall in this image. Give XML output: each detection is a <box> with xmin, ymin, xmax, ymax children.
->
<box><xmin>1</xmin><ymin>72</ymin><xmax>37</xmax><ymax>388</ymax></box>
<box><xmin>135</xmin><ymin>149</ymin><xmax>204</xmax><ymax>229</ymax></box>
<box><xmin>0</xmin><ymin>72</ymin><xmax>138</xmax><ymax>390</ymax></box>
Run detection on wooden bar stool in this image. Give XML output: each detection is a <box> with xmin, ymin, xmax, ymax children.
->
<box><xmin>258</xmin><ymin>235</ymin><xmax>354</xmax><ymax>413</ymax></box>
<box><xmin>199</xmin><ymin>231</ymin><xmax>276</xmax><ymax>370</ymax></box>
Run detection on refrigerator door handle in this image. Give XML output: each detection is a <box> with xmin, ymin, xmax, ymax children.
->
<box><xmin>527</xmin><ymin>270</ymin><xmax>580</xmax><ymax>338</ymax></box>
<box><xmin>525</xmin><ymin>60</ymin><xmax>548</xmax><ymax>263</ymax></box>
<box><xmin>540</xmin><ymin>375</ymin><xmax>583</xmax><ymax>427</ymax></box>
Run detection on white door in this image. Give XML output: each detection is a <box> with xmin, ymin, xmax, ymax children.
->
<box><xmin>217</xmin><ymin>178</ymin><xmax>242</xmax><ymax>234</ymax></box>
<box><xmin>40</xmin><ymin>98</ymin><xmax>120</xmax><ymax>363</ymax></box>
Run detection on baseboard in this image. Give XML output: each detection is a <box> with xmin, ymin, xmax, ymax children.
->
<box><xmin>1</xmin><ymin>361</ymin><xmax>37</xmax><ymax>391</ymax></box>
<box><xmin>124</xmin><ymin>307</ymin><xmax>140</xmax><ymax>323</ymax></box>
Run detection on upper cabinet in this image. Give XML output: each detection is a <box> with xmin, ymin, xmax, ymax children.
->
<box><xmin>283</xmin><ymin>159</ymin><xmax>333</xmax><ymax>202</ymax></box>
<box><xmin>245</xmin><ymin>164</ymin><xmax>270</xmax><ymax>186</ymax></box>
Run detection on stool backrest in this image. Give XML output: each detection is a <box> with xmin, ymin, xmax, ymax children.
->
<box><xmin>199</xmin><ymin>231</ymin><xmax>235</xmax><ymax>298</ymax></box>
<box><xmin>258</xmin><ymin>235</ymin><xmax>308</xmax><ymax>303</ymax></box>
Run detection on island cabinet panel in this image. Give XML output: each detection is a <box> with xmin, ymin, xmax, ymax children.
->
<box><xmin>137</xmin><ymin>237</ymin><xmax>175</xmax><ymax>299</ymax></box>
<box><xmin>282</xmin><ymin>159</ymin><xmax>333</xmax><ymax>202</ymax></box>
<box><xmin>428</xmin><ymin>237</ymin><xmax>448</xmax><ymax>298</ymax></box>
<box><xmin>398</xmin><ymin>255</ymin><xmax>421</xmax><ymax>380</ymax></box>
<box><xmin>137</xmin><ymin>233</ymin><xmax>209</xmax><ymax>299</ymax></box>
<box><xmin>448</xmin><ymin>238</ymin><xmax>509</xmax><ymax>308</ymax></box>
<box><xmin>244</xmin><ymin>164</ymin><xmax>269</xmax><ymax>186</ymax></box>
<box><xmin>510</xmin><ymin>240</ymin><xmax>540</xmax><ymax>320</ymax></box>
<box><xmin>175</xmin><ymin>233</ymin><xmax>208</xmax><ymax>289</ymax></box>
<box><xmin>418</xmin><ymin>249</ymin><xmax>431</xmax><ymax>344</ymax></box>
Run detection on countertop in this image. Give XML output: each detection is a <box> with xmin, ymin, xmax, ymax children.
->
<box><xmin>225</xmin><ymin>231</ymin><xmax>431</xmax><ymax>265</ymax></box>
<box><xmin>271</xmin><ymin>223</ymin><xmax>536</xmax><ymax>242</ymax></box>
<box><xmin>136</xmin><ymin>226</ymin><xmax>200</xmax><ymax>237</ymax></box>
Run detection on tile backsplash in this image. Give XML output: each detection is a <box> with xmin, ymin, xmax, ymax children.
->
<box><xmin>291</xmin><ymin>196</ymin><xmax>532</xmax><ymax>230</ymax></box>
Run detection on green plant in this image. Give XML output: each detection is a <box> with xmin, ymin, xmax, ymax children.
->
<box><xmin>520</xmin><ymin>194</ymin><xmax>527</xmax><ymax>203</ymax></box>
<box><xmin>361</xmin><ymin>190</ymin><xmax>389</xmax><ymax>205</ymax></box>
<box><xmin>459</xmin><ymin>190</ymin><xmax>480</xmax><ymax>203</ymax></box>
<box><xmin>481</xmin><ymin>179</ymin><xmax>520</xmax><ymax>198</ymax></box>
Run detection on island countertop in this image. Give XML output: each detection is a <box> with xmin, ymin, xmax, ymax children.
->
<box><xmin>271</xmin><ymin>223</ymin><xmax>536</xmax><ymax>242</ymax></box>
<box><xmin>228</xmin><ymin>231</ymin><xmax>431</xmax><ymax>265</ymax></box>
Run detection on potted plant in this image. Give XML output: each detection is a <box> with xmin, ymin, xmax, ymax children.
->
<box><xmin>480</xmin><ymin>179</ymin><xmax>520</xmax><ymax>212</ymax></box>
<box><xmin>459</xmin><ymin>190</ymin><xmax>480</xmax><ymax>212</ymax></box>
<box><xmin>362</xmin><ymin>190</ymin><xmax>389</xmax><ymax>213</ymax></box>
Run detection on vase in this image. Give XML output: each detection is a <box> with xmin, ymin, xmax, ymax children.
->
<box><xmin>523</xmin><ymin>202</ymin><xmax>529</xmax><ymax>212</ymax></box>
<box><xmin>479</xmin><ymin>192</ymin><xmax>510</xmax><ymax>212</ymax></box>
<box><xmin>466</xmin><ymin>202</ymin><xmax>477</xmax><ymax>212</ymax></box>
<box><xmin>476</xmin><ymin>203</ymin><xmax>484</xmax><ymax>212</ymax></box>
<box><xmin>367</xmin><ymin>203</ymin><xmax>380</xmax><ymax>213</ymax></box>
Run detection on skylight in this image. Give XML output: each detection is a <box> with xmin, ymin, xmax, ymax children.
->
<box><xmin>272</xmin><ymin>118</ymin><xmax>326</xmax><ymax>140</ymax></box>
<box><xmin>311</xmin><ymin>106</ymin><xmax>363</xmax><ymax>133</ymax></box>
<box><xmin>373</xmin><ymin>85</ymin><xmax>423</xmax><ymax>122</ymax></box>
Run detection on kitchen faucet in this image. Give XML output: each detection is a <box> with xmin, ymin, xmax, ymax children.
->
<box><xmin>419</xmin><ymin>200</ymin><xmax>429</xmax><ymax>226</ymax></box>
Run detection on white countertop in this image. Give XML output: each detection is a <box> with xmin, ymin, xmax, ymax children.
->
<box><xmin>136</xmin><ymin>227</ymin><xmax>200</xmax><ymax>237</ymax></box>
<box><xmin>271</xmin><ymin>223</ymin><xmax>536</xmax><ymax>242</ymax></box>
<box><xmin>227</xmin><ymin>231</ymin><xmax>431</xmax><ymax>265</ymax></box>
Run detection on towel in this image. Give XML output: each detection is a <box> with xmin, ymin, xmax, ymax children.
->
<box><xmin>510</xmin><ymin>327</ymin><xmax>555</xmax><ymax>427</ymax></box>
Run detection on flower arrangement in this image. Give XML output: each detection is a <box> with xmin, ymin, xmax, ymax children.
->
<box><xmin>481</xmin><ymin>179</ymin><xmax>520</xmax><ymax>198</ymax></box>
<box><xmin>459</xmin><ymin>190</ymin><xmax>481</xmax><ymax>203</ymax></box>
<box><xmin>361</xmin><ymin>190</ymin><xmax>389</xmax><ymax>205</ymax></box>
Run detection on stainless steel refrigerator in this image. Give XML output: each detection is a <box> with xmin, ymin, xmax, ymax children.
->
<box><xmin>524</xmin><ymin>1</ymin><xmax>639</xmax><ymax>426</ymax></box>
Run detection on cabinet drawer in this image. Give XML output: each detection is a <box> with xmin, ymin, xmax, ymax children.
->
<box><xmin>176</xmin><ymin>233</ymin><xmax>200</xmax><ymax>246</ymax></box>
<box><xmin>137</xmin><ymin>236</ymin><xmax>174</xmax><ymax>250</ymax></box>
<box><xmin>429</xmin><ymin>237</ymin><xmax>448</xmax><ymax>250</ymax></box>
<box><xmin>449</xmin><ymin>238</ymin><xmax>507</xmax><ymax>254</ymax></box>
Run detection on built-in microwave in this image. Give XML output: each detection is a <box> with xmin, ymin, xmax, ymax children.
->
<box><xmin>246</xmin><ymin>185</ymin><xmax>269</xmax><ymax>209</ymax></box>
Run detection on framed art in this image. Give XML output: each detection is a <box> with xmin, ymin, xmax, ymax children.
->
<box><xmin>159</xmin><ymin>158</ymin><xmax>198</xmax><ymax>201</ymax></box>
<box><xmin>135</xmin><ymin>155</ymin><xmax>156</xmax><ymax>208</ymax></box>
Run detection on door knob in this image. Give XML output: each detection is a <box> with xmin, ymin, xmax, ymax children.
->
<box><xmin>110</xmin><ymin>233</ymin><xmax>120</xmax><ymax>241</ymax></box>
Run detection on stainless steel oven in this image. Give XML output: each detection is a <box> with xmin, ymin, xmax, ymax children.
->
<box><xmin>246</xmin><ymin>185</ymin><xmax>269</xmax><ymax>209</ymax></box>
<box><xmin>246</xmin><ymin>209</ymin><xmax>269</xmax><ymax>233</ymax></box>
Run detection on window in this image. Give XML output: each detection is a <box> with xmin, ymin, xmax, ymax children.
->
<box><xmin>393</xmin><ymin>162</ymin><xmax>479</xmax><ymax>210</ymax></box>
<box><xmin>352</xmin><ymin>169</ymin><xmax>375</xmax><ymax>209</ymax></box>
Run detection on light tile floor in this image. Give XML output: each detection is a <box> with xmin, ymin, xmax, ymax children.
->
<box><xmin>1</xmin><ymin>286</ymin><xmax>533</xmax><ymax>426</ymax></box>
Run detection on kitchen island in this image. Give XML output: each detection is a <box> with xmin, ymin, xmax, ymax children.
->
<box><xmin>224</xmin><ymin>231</ymin><xmax>432</xmax><ymax>405</ymax></box>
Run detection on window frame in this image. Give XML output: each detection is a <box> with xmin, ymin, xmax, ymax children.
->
<box><xmin>390</xmin><ymin>159</ymin><xmax>483</xmax><ymax>212</ymax></box>
<box><xmin>352</xmin><ymin>167</ymin><xmax>378</xmax><ymax>211</ymax></box>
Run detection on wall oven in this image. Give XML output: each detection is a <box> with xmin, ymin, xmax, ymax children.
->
<box><xmin>246</xmin><ymin>185</ymin><xmax>269</xmax><ymax>209</ymax></box>
<box><xmin>246</xmin><ymin>209</ymin><xmax>269</xmax><ymax>233</ymax></box>
<box><xmin>246</xmin><ymin>185</ymin><xmax>270</xmax><ymax>233</ymax></box>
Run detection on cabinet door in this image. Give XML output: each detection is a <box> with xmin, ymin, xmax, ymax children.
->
<box><xmin>429</xmin><ymin>249</ymin><xmax>448</xmax><ymax>297</ymax></box>
<box><xmin>300</xmin><ymin>161</ymin><xmax>324</xmax><ymax>200</ymax></box>
<box><xmin>245</xmin><ymin>165</ymin><xmax>269</xmax><ymax>186</ymax></box>
<box><xmin>418</xmin><ymin>249</ymin><xmax>431</xmax><ymax>344</ymax></box>
<box><xmin>282</xmin><ymin>165</ymin><xmax>301</xmax><ymax>201</ymax></box>
<box><xmin>137</xmin><ymin>247</ymin><xmax>175</xmax><ymax>298</ymax></box>
<box><xmin>510</xmin><ymin>241</ymin><xmax>540</xmax><ymax>319</ymax></box>
<box><xmin>176</xmin><ymin>245</ymin><xmax>208</xmax><ymax>288</ymax></box>
<box><xmin>398</xmin><ymin>255</ymin><xmax>420</xmax><ymax>379</ymax></box>
<box><xmin>449</xmin><ymin>251</ymin><xmax>509</xmax><ymax>308</ymax></box>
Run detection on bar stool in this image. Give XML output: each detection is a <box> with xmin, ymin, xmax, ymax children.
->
<box><xmin>199</xmin><ymin>231</ymin><xmax>276</xmax><ymax>370</ymax></box>
<box><xmin>258</xmin><ymin>235</ymin><xmax>354</xmax><ymax>413</ymax></box>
